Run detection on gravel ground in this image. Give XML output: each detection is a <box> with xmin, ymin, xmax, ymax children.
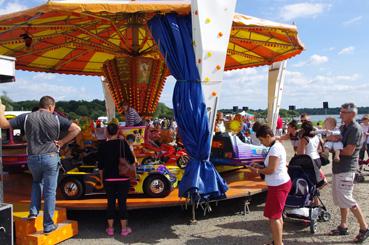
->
<box><xmin>61</xmin><ymin>143</ymin><xmax>369</xmax><ymax>245</ymax></box>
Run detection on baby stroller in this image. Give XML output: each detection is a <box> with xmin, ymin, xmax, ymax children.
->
<box><xmin>284</xmin><ymin>155</ymin><xmax>331</xmax><ymax>233</ymax></box>
<box><xmin>354</xmin><ymin>159</ymin><xmax>369</xmax><ymax>183</ymax></box>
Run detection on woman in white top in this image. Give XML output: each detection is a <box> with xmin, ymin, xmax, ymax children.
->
<box><xmin>248</xmin><ymin>125</ymin><xmax>291</xmax><ymax>245</ymax></box>
<box><xmin>297</xmin><ymin>121</ymin><xmax>326</xmax><ymax>188</ymax></box>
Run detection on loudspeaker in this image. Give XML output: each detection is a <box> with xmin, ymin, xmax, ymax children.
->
<box><xmin>289</xmin><ymin>105</ymin><xmax>296</xmax><ymax>111</ymax></box>
<box><xmin>0</xmin><ymin>203</ymin><xmax>13</xmax><ymax>245</ymax></box>
<box><xmin>323</xmin><ymin>102</ymin><xmax>329</xmax><ymax>109</ymax></box>
<box><xmin>232</xmin><ymin>106</ymin><xmax>238</xmax><ymax>112</ymax></box>
<box><xmin>242</xmin><ymin>106</ymin><xmax>248</xmax><ymax>111</ymax></box>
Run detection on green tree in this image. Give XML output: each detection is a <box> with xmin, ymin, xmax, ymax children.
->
<box><xmin>76</xmin><ymin>105</ymin><xmax>89</xmax><ymax>116</ymax></box>
<box><xmin>1</xmin><ymin>91</ymin><xmax>14</xmax><ymax>111</ymax></box>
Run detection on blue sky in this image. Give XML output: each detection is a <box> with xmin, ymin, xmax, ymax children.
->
<box><xmin>1</xmin><ymin>0</ymin><xmax>368</xmax><ymax>109</ymax></box>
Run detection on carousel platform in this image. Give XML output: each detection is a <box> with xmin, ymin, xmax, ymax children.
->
<box><xmin>4</xmin><ymin>168</ymin><xmax>266</xmax><ymax>211</ymax></box>
<box><xmin>5</xmin><ymin>168</ymin><xmax>265</xmax><ymax>244</ymax></box>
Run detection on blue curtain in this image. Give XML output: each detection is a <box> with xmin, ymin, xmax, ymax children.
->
<box><xmin>148</xmin><ymin>14</ymin><xmax>228</xmax><ymax>200</ymax></box>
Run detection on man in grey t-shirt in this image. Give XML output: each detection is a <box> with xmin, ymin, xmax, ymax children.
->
<box><xmin>328</xmin><ymin>103</ymin><xmax>369</xmax><ymax>242</ymax></box>
<box><xmin>0</xmin><ymin>96</ymin><xmax>80</xmax><ymax>233</ymax></box>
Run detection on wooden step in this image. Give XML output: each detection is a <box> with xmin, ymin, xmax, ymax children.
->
<box><xmin>16</xmin><ymin>220</ymin><xmax>78</xmax><ymax>245</ymax></box>
<box><xmin>14</xmin><ymin>205</ymin><xmax>67</xmax><ymax>237</ymax></box>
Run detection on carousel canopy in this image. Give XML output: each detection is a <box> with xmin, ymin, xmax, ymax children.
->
<box><xmin>0</xmin><ymin>1</ymin><xmax>303</xmax><ymax>75</ymax></box>
<box><xmin>0</xmin><ymin>1</ymin><xmax>304</xmax><ymax>116</ymax></box>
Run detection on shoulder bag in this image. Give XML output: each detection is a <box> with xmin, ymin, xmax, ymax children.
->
<box><xmin>118</xmin><ymin>140</ymin><xmax>137</xmax><ymax>178</ymax></box>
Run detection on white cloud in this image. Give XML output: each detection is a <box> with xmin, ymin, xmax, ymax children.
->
<box><xmin>0</xmin><ymin>2</ymin><xmax>27</xmax><ymax>15</ymax></box>
<box><xmin>284</xmin><ymin>71</ymin><xmax>367</xmax><ymax>108</ymax></box>
<box><xmin>343</xmin><ymin>16</ymin><xmax>362</xmax><ymax>26</ymax></box>
<box><xmin>161</xmin><ymin>69</ymin><xmax>366</xmax><ymax>109</ymax></box>
<box><xmin>338</xmin><ymin>46</ymin><xmax>355</xmax><ymax>55</ymax></box>
<box><xmin>1</xmin><ymin>77</ymin><xmax>100</xmax><ymax>101</ymax></box>
<box><xmin>310</xmin><ymin>54</ymin><xmax>328</xmax><ymax>64</ymax></box>
<box><xmin>160</xmin><ymin>68</ymin><xmax>269</xmax><ymax>109</ymax></box>
<box><xmin>279</xmin><ymin>3</ymin><xmax>329</xmax><ymax>21</ymax></box>
<box><xmin>293</xmin><ymin>54</ymin><xmax>328</xmax><ymax>67</ymax></box>
<box><xmin>33</xmin><ymin>73</ymin><xmax>58</xmax><ymax>80</ymax></box>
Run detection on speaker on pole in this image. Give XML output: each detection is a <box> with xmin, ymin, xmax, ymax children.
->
<box><xmin>289</xmin><ymin>105</ymin><xmax>296</xmax><ymax>111</ymax></box>
<box><xmin>323</xmin><ymin>102</ymin><xmax>329</xmax><ymax>109</ymax></box>
<box><xmin>233</xmin><ymin>106</ymin><xmax>238</xmax><ymax>113</ymax></box>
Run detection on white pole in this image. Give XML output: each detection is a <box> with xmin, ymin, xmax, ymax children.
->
<box><xmin>101</xmin><ymin>76</ymin><xmax>116</xmax><ymax>122</ymax></box>
<box><xmin>267</xmin><ymin>61</ymin><xmax>287</xmax><ymax>134</ymax></box>
<box><xmin>191</xmin><ymin>0</ymin><xmax>237</xmax><ymax>144</ymax></box>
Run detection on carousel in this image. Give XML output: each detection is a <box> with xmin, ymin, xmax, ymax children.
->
<box><xmin>0</xmin><ymin>0</ymin><xmax>304</xmax><ymax>244</ymax></box>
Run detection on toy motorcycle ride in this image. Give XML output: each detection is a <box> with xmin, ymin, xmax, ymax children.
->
<box><xmin>141</xmin><ymin>141</ymin><xmax>189</xmax><ymax>169</ymax></box>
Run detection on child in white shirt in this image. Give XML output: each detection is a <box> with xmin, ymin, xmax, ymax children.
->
<box><xmin>317</xmin><ymin>117</ymin><xmax>343</xmax><ymax>162</ymax></box>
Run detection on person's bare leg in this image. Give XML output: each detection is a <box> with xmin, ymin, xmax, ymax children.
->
<box><xmin>107</xmin><ymin>219</ymin><xmax>114</xmax><ymax>228</ymax></box>
<box><xmin>324</xmin><ymin>147</ymin><xmax>330</xmax><ymax>155</ymax></box>
<box><xmin>334</xmin><ymin>149</ymin><xmax>341</xmax><ymax>162</ymax></box>
<box><xmin>120</xmin><ymin>219</ymin><xmax>127</xmax><ymax>230</ymax></box>
<box><xmin>270</xmin><ymin>218</ymin><xmax>283</xmax><ymax>245</ymax></box>
<box><xmin>340</xmin><ymin>208</ymin><xmax>349</xmax><ymax>228</ymax></box>
<box><xmin>350</xmin><ymin>205</ymin><xmax>368</xmax><ymax>230</ymax></box>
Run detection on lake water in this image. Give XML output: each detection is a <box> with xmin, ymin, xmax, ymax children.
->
<box><xmin>293</xmin><ymin>114</ymin><xmax>366</xmax><ymax>122</ymax></box>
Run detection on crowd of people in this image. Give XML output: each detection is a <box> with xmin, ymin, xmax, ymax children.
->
<box><xmin>248</xmin><ymin>103</ymin><xmax>369</xmax><ymax>244</ymax></box>
<box><xmin>1</xmin><ymin>96</ymin><xmax>369</xmax><ymax>244</ymax></box>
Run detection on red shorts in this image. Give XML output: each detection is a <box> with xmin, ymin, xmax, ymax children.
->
<box><xmin>264</xmin><ymin>180</ymin><xmax>292</xmax><ymax>219</ymax></box>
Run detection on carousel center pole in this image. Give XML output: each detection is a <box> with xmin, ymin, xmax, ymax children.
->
<box><xmin>190</xmin><ymin>0</ymin><xmax>237</xmax><ymax>222</ymax></box>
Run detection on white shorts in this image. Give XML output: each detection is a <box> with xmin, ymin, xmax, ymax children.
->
<box><xmin>332</xmin><ymin>172</ymin><xmax>357</xmax><ymax>208</ymax></box>
<box><xmin>324</xmin><ymin>141</ymin><xmax>343</xmax><ymax>151</ymax></box>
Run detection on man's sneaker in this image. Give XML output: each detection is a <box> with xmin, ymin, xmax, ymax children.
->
<box><xmin>27</xmin><ymin>213</ymin><xmax>38</xmax><ymax>220</ymax></box>
<box><xmin>44</xmin><ymin>224</ymin><xmax>58</xmax><ymax>234</ymax></box>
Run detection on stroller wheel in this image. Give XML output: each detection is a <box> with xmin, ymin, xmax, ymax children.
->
<box><xmin>310</xmin><ymin>220</ymin><xmax>317</xmax><ymax>234</ymax></box>
<box><xmin>355</xmin><ymin>174</ymin><xmax>365</xmax><ymax>183</ymax></box>
<box><xmin>319</xmin><ymin>211</ymin><xmax>331</xmax><ymax>222</ymax></box>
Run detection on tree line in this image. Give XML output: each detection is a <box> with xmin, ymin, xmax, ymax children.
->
<box><xmin>2</xmin><ymin>93</ymin><xmax>368</xmax><ymax>120</ymax></box>
<box><xmin>0</xmin><ymin>94</ymin><xmax>173</xmax><ymax>120</ymax></box>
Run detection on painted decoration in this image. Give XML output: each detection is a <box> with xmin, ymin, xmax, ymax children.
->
<box><xmin>102</xmin><ymin>57</ymin><xmax>169</xmax><ymax>117</ymax></box>
<box><xmin>191</xmin><ymin>0</ymin><xmax>237</xmax><ymax>135</ymax></box>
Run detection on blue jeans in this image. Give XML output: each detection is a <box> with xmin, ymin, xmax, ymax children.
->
<box><xmin>27</xmin><ymin>153</ymin><xmax>60</xmax><ymax>231</ymax></box>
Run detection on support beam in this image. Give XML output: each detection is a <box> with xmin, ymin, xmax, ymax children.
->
<box><xmin>191</xmin><ymin>0</ymin><xmax>237</xmax><ymax>142</ymax></box>
<box><xmin>101</xmin><ymin>76</ymin><xmax>116</xmax><ymax>122</ymax></box>
<box><xmin>267</xmin><ymin>61</ymin><xmax>287</xmax><ymax>134</ymax></box>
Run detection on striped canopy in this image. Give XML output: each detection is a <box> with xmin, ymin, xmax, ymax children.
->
<box><xmin>0</xmin><ymin>1</ymin><xmax>304</xmax><ymax>115</ymax></box>
<box><xmin>0</xmin><ymin>1</ymin><xmax>304</xmax><ymax>74</ymax></box>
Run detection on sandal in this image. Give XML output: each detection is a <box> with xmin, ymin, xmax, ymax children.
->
<box><xmin>354</xmin><ymin>228</ymin><xmax>369</xmax><ymax>243</ymax></box>
<box><xmin>329</xmin><ymin>226</ymin><xmax>349</xmax><ymax>236</ymax></box>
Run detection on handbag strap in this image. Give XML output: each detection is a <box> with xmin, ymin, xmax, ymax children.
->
<box><xmin>120</xmin><ymin>139</ymin><xmax>126</xmax><ymax>159</ymax></box>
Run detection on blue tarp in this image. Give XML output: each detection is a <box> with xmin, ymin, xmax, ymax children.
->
<box><xmin>148</xmin><ymin>14</ymin><xmax>228</xmax><ymax>201</ymax></box>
